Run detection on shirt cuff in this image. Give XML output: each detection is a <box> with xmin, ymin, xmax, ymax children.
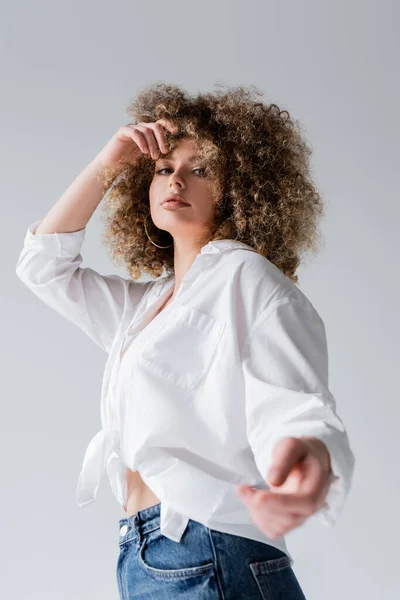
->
<box><xmin>306</xmin><ymin>430</ymin><xmax>355</xmax><ymax>527</ymax></box>
<box><xmin>24</xmin><ymin>220</ymin><xmax>87</xmax><ymax>258</ymax></box>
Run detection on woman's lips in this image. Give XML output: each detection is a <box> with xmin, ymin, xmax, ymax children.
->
<box><xmin>162</xmin><ymin>200</ymin><xmax>191</xmax><ymax>209</ymax></box>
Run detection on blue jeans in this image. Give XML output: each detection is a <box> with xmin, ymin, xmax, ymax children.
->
<box><xmin>117</xmin><ymin>502</ymin><xmax>307</xmax><ymax>599</ymax></box>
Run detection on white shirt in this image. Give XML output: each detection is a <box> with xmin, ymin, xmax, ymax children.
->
<box><xmin>16</xmin><ymin>219</ymin><xmax>355</xmax><ymax>566</ymax></box>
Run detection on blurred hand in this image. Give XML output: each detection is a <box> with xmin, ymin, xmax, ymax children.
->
<box><xmin>236</xmin><ymin>436</ymin><xmax>332</xmax><ymax>539</ymax></box>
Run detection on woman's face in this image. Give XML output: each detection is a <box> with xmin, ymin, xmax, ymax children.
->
<box><xmin>149</xmin><ymin>137</ymin><xmax>216</xmax><ymax>243</ymax></box>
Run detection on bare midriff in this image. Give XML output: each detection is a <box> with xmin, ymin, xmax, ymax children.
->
<box><xmin>123</xmin><ymin>468</ymin><xmax>161</xmax><ymax>516</ymax></box>
<box><xmin>123</xmin><ymin>289</ymin><xmax>175</xmax><ymax>518</ymax></box>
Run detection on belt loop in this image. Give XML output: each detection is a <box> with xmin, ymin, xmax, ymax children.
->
<box><xmin>133</xmin><ymin>514</ymin><xmax>141</xmax><ymax>548</ymax></box>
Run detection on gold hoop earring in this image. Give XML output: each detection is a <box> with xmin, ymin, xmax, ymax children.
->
<box><xmin>144</xmin><ymin>215</ymin><xmax>173</xmax><ymax>249</ymax></box>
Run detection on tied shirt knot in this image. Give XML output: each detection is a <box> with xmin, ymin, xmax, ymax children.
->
<box><xmin>76</xmin><ymin>428</ymin><xmax>123</xmax><ymax>506</ymax></box>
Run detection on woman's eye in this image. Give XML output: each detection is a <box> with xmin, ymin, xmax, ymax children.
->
<box><xmin>156</xmin><ymin>167</ymin><xmax>206</xmax><ymax>176</ymax></box>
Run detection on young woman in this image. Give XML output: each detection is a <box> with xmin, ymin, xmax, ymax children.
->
<box><xmin>16</xmin><ymin>82</ymin><xmax>355</xmax><ymax>599</ymax></box>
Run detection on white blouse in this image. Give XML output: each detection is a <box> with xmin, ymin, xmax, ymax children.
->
<box><xmin>16</xmin><ymin>219</ymin><xmax>355</xmax><ymax>566</ymax></box>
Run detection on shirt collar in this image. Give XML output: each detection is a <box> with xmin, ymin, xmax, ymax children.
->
<box><xmin>155</xmin><ymin>239</ymin><xmax>258</xmax><ymax>291</ymax></box>
<box><xmin>200</xmin><ymin>239</ymin><xmax>258</xmax><ymax>255</ymax></box>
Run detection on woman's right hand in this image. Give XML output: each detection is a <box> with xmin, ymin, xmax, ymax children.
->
<box><xmin>94</xmin><ymin>118</ymin><xmax>179</xmax><ymax>168</ymax></box>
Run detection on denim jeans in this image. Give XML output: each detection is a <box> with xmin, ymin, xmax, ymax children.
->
<box><xmin>116</xmin><ymin>502</ymin><xmax>307</xmax><ymax>599</ymax></box>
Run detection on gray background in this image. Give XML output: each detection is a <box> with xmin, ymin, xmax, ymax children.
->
<box><xmin>2</xmin><ymin>0</ymin><xmax>399</xmax><ymax>598</ymax></box>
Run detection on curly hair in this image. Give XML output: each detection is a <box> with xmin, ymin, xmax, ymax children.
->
<box><xmin>97</xmin><ymin>82</ymin><xmax>325</xmax><ymax>284</ymax></box>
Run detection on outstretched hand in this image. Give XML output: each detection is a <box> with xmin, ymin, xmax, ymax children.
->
<box><xmin>236</xmin><ymin>436</ymin><xmax>333</xmax><ymax>539</ymax></box>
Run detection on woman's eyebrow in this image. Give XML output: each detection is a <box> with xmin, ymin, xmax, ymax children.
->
<box><xmin>158</xmin><ymin>154</ymin><xmax>202</xmax><ymax>162</ymax></box>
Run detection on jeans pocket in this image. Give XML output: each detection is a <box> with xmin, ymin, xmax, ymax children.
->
<box><xmin>249</xmin><ymin>555</ymin><xmax>307</xmax><ymax>600</ymax></box>
<box><xmin>137</xmin><ymin>527</ymin><xmax>215</xmax><ymax>581</ymax></box>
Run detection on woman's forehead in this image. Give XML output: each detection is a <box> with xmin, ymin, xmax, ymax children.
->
<box><xmin>167</xmin><ymin>137</ymin><xmax>199</xmax><ymax>154</ymax></box>
<box><xmin>161</xmin><ymin>142</ymin><xmax>204</xmax><ymax>162</ymax></box>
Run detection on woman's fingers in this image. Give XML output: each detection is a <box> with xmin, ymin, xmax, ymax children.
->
<box><xmin>119</xmin><ymin>118</ymin><xmax>178</xmax><ymax>161</ymax></box>
<box><xmin>135</xmin><ymin>124</ymin><xmax>160</xmax><ymax>159</ymax></box>
<box><xmin>243</xmin><ymin>490</ymin><xmax>308</xmax><ymax>539</ymax></box>
<box><xmin>147</xmin><ymin>122</ymin><xmax>170</xmax><ymax>156</ymax></box>
<box><xmin>156</xmin><ymin>118</ymin><xmax>179</xmax><ymax>134</ymax></box>
<box><xmin>137</xmin><ymin>119</ymin><xmax>178</xmax><ymax>159</ymax></box>
<box><xmin>119</xmin><ymin>125</ymin><xmax>150</xmax><ymax>155</ymax></box>
<box><xmin>265</xmin><ymin>512</ymin><xmax>308</xmax><ymax>540</ymax></box>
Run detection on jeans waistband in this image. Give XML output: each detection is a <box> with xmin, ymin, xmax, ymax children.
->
<box><xmin>118</xmin><ymin>502</ymin><xmax>162</xmax><ymax>547</ymax></box>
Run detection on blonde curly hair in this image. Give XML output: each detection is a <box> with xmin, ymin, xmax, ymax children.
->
<box><xmin>97</xmin><ymin>82</ymin><xmax>325</xmax><ymax>284</ymax></box>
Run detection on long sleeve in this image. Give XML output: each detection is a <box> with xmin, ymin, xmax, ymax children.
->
<box><xmin>241</xmin><ymin>294</ymin><xmax>355</xmax><ymax>527</ymax></box>
<box><xmin>16</xmin><ymin>220</ymin><xmax>149</xmax><ymax>353</ymax></box>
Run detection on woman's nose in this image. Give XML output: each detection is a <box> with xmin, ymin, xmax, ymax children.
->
<box><xmin>169</xmin><ymin>175</ymin><xmax>184</xmax><ymax>187</ymax></box>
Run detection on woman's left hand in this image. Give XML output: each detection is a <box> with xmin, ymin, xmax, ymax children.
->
<box><xmin>236</xmin><ymin>436</ymin><xmax>333</xmax><ymax>539</ymax></box>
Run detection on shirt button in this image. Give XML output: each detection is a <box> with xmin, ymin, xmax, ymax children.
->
<box><xmin>120</xmin><ymin>525</ymin><xmax>128</xmax><ymax>536</ymax></box>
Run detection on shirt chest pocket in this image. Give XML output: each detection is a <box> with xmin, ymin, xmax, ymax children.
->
<box><xmin>136</xmin><ymin>304</ymin><xmax>226</xmax><ymax>391</ymax></box>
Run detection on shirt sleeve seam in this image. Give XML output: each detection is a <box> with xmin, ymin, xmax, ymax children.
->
<box><xmin>240</xmin><ymin>295</ymin><xmax>314</xmax><ymax>360</ymax></box>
